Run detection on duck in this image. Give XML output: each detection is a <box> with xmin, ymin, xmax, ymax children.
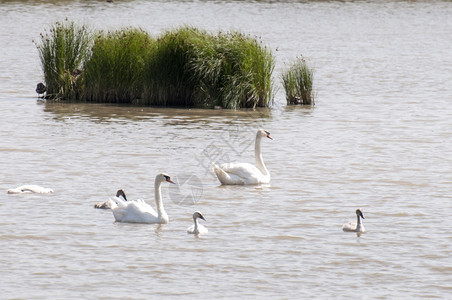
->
<box><xmin>35</xmin><ymin>82</ymin><xmax>46</xmax><ymax>98</ymax></box>
<box><xmin>108</xmin><ymin>173</ymin><xmax>174</xmax><ymax>224</ymax></box>
<box><xmin>94</xmin><ymin>189</ymin><xmax>127</xmax><ymax>209</ymax></box>
<box><xmin>212</xmin><ymin>129</ymin><xmax>272</xmax><ymax>185</ymax></box>
<box><xmin>7</xmin><ymin>185</ymin><xmax>54</xmax><ymax>194</ymax></box>
<box><xmin>342</xmin><ymin>209</ymin><xmax>366</xmax><ymax>234</ymax></box>
<box><xmin>187</xmin><ymin>211</ymin><xmax>208</xmax><ymax>235</ymax></box>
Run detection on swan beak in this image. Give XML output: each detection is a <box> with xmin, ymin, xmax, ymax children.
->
<box><xmin>166</xmin><ymin>178</ymin><xmax>176</xmax><ymax>184</ymax></box>
<box><xmin>267</xmin><ymin>134</ymin><xmax>273</xmax><ymax>140</ymax></box>
<box><xmin>199</xmin><ymin>214</ymin><xmax>206</xmax><ymax>221</ymax></box>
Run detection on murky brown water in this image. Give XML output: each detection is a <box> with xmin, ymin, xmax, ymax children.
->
<box><xmin>1</xmin><ymin>1</ymin><xmax>451</xmax><ymax>299</ymax></box>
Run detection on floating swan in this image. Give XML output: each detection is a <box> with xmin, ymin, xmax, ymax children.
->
<box><xmin>7</xmin><ymin>185</ymin><xmax>54</xmax><ymax>194</ymax></box>
<box><xmin>108</xmin><ymin>173</ymin><xmax>174</xmax><ymax>224</ymax></box>
<box><xmin>187</xmin><ymin>211</ymin><xmax>208</xmax><ymax>235</ymax></box>
<box><xmin>342</xmin><ymin>209</ymin><xmax>366</xmax><ymax>234</ymax></box>
<box><xmin>212</xmin><ymin>129</ymin><xmax>272</xmax><ymax>185</ymax></box>
<box><xmin>94</xmin><ymin>189</ymin><xmax>127</xmax><ymax>209</ymax></box>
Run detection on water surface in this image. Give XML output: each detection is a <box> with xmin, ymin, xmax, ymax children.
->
<box><xmin>0</xmin><ymin>1</ymin><xmax>451</xmax><ymax>298</ymax></box>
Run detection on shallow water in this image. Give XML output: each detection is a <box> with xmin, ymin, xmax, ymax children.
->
<box><xmin>1</xmin><ymin>1</ymin><xmax>451</xmax><ymax>299</ymax></box>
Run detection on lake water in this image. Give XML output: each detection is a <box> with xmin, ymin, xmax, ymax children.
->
<box><xmin>1</xmin><ymin>1</ymin><xmax>451</xmax><ymax>298</ymax></box>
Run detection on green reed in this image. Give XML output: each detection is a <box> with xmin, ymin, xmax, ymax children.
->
<box><xmin>282</xmin><ymin>57</ymin><xmax>314</xmax><ymax>105</ymax></box>
<box><xmin>187</xmin><ymin>30</ymin><xmax>275</xmax><ymax>109</ymax></box>
<box><xmin>141</xmin><ymin>27</ymin><xmax>201</xmax><ymax>106</ymax></box>
<box><xmin>35</xmin><ymin>20</ymin><xmax>91</xmax><ymax>100</ymax></box>
<box><xmin>82</xmin><ymin>28</ymin><xmax>154</xmax><ymax>103</ymax></box>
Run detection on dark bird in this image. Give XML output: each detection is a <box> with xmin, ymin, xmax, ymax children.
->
<box><xmin>35</xmin><ymin>82</ymin><xmax>47</xmax><ymax>98</ymax></box>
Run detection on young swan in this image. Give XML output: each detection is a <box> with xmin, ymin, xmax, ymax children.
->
<box><xmin>187</xmin><ymin>211</ymin><xmax>208</xmax><ymax>235</ymax></box>
<box><xmin>342</xmin><ymin>209</ymin><xmax>366</xmax><ymax>234</ymax></box>
<box><xmin>94</xmin><ymin>189</ymin><xmax>127</xmax><ymax>209</ymax></box>
<box><xmin>212</xmin><ymin>129</ymin><xmax>273</xmax><ymax>185</ymax></box>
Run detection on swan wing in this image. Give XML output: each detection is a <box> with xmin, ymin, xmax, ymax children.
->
<box><xmin>197</xmin><ymin>224</ymin><xmax>208</xmax><ymax>235</ymax></box>
<box><xmin>110</xmin><ymin>198</ymin><xmax>159</xmax><ymax>223</ymax></box>
<box><xmin>213</xmin><ymin>162</ymin><xmax>266</xmax><ymax>185</ymax></box>
<box><xmin>187</xmin><ymin>225</ymin><xmax>195</xmax><ymax>234</ymax></box>
<box><xmin>187</xmin><ymin>224</ymin><xmax>208</xmax><ymax>235</ymax></box>
<box><xmin>342</xmin><ymin>221</ymin><xmax>357</xmax><ymax>232</ymax></box>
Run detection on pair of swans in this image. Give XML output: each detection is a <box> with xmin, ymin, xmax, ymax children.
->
<box><xmin>105</xmin><ymin>174</ymin><xmax>208</xmax><ymax>234</ymax></box>
<box><xmin>108</xmin><ymin>173</ymin><xmax>174</xmax><ymax>224</ymax></box>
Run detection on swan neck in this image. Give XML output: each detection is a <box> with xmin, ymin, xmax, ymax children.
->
<box><xmin>154</xmin><ymin>178</ymin><xmax>165</xmax><ymax>217</ymax></box>
<box><xmin>255</xmin><ymin>134</ymin><xmax>269</xmax><ymax>175</ymax></box>
<box><xmin>356</xmin><ymin>215</ymin><xmax>362</xmax><ymax>230</ymax></box>
<box><xmin>193</xmin><ymin>217</ymin><xmax>199</xmax><ymax>231</ymax></box>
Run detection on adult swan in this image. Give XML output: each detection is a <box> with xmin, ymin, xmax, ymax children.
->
<box><xmin>212</xmin><ymin>129</ymin><xmax>272</xmax><ymax>185</ymax></box>
<box><xmin>108</xmin><ymin>173</ymin><xmax>175</xmax><ymax>224</ymax></box>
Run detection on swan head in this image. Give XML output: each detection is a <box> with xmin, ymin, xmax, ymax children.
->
<box><xmin>116</xmin><ymin>189</ymin><xmax>127</xmax><ymax>201</ymax></box>
<box><xmin>157</xmin><ymin>173</ymin><xmax>175</xmax><ymax>184</ymax></box>
<box><xmin>258</xmin><ymin>129</ymin><xmax>273</xmax><ymax>140</ymax></box>
<box><xmin>193</xmin><ymin>211</ymin><xmax>206</xmax><ymax>221</ymax></box>
<box><xmin>356</xmin><ymin>209</ymin><xmax>365</xmax><ymax>219</ymax></box>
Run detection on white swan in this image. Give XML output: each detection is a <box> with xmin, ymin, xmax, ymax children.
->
<box><xmin>342</xmin><ymin>209</ymin><xmax>366</xmax><ymax>233</ymax></box>
<box><xmin>108</xmin><ymin>173</ymin><xmax>174</xmax><ymax>224</ymax></box>
<box><xmin>187</xmin><ymin>211</ymin><xmax>208</xmax><ymax>235</ymax></box>
<box><xmin>212</xmin><ymin>129</ymin><xmax>272</xmax><ymax>185</ymax></box>
<box><xmin>7</xmin><ymin>185</ymin><xmax>54</xmax><ymax>194</ymax></box>
<box><xmin>94</xmin><ymin>189</ymin><xmax>127</xmax><ymax>209</ymax></box>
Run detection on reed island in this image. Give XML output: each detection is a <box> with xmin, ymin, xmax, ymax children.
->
<box><xmin>35</xmin><ymin>21</ymin><xmax>313</xmax><ymax>108</ymax></box>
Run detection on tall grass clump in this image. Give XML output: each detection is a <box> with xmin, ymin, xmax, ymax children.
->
<box><xmin>83</xmin><ymin>28</ymin><xmax>154</xmax><ymax>103</ymax></box>
<box><xmin>282</xmin><ymin>57</ymin><xmax>314</xmax><ymax>105</ymax></box>
<box><xmin>189</xmin><ymin>31</ymin><xmax>275</xmax><ymax>109</ymax></box>
<box><xmin>142</xmin><ymin>26</ymin><xmax>275</xmax><ymax>108</ymax></box>
<box><xmin>141</xmin><ymin>27</ymin><xmax>201</xmax><ymax>106</ymax></box>
<box><xmin>35</xmin><ymin>20</ymin><xmax>91</xmax><ymax>100</ymax></box>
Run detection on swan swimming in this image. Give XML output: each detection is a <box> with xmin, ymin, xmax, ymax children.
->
<box><xmin>212</xmin><ymin>129</ymin><xmax>272</xmax><ymax>185</ymax></box>
<box><xmin>94</xmin><ymin>189</ymin><xmax>127</xmax><ymax>209</ymax></box>
<box><xmin>108</xmin><ymin>173</ymin><xmax>174</xmax><ymax>224</ymax></box>
<box><xmin>342</xmin><ymin>209</ymin><xmax>366</xmax><ymax>234</ymax></box>
<box><xmin>187</xmin><ymin>211</ymin><xmax>208</xmax><ymax>235</ymax></box>
<box><xmin>7</xmin><ymin>185</ymin><xmax>54</xmax><ymax>194</ymax></box>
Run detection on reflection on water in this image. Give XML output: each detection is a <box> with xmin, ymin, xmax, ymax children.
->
<box><xmin>1</xmin><ymin>0</ymin><xmax>452</xmax><ymax>299</ymax></box>
<box><xmin>42</xmin><ymin>101</ymin><xmax>274</xmax><ymax>124</ymax></box>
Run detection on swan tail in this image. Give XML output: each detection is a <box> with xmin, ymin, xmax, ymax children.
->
<box><xmin>109</xmin><ymin>198</ymin><xmax>128</xmax><ymax>222</ymax></box>
<box><xmin>212</xmin><ymin>162</ymin><xmax>231</xmax><ymax>185</ymax></box>
<box><xmin>212</xmin><ymin>162</ymin><xmax>249</xmax><ymax>185</ymax></box>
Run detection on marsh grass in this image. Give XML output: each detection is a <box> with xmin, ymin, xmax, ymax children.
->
<box><xmin>282</xmin><ymin>57</ymin><xmax>314</xmax><ymax>105</ymax></box>
<box><xmin>142</xmin><ymin>27</ymin><xmax>275</xmax><ymax>108</ymax></box>
<box><xmin>83</xmin><ymin>28</ymin><xmax>154</xmax><ymax>103</ymax></box>
<box><xmin>188</xmin><ymin>30</ymin><xmax>274</xmax><ymax>109</ymax></box>
<box><xmin>35</xmin><ymin>20</ymin><xmax>91</xmax><ymax>100</ymax></box>
<box><xmin>37</xmin><ymin>23</ymin><xmax>275</xmax><ymax>108</ymax></box>
<box><xmin>141</xmin><ymin>27</ymin><xmax>200</xmax><ymax>106</ymax></box>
